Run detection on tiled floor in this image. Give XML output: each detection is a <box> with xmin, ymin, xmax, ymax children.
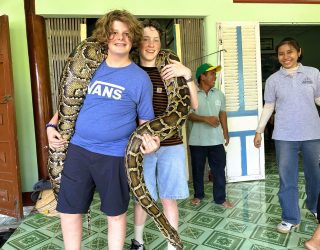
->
<box><xmin>1</xmin><ymin>145</ymin><xmax>317</xmax><ymax>249</ymax></box>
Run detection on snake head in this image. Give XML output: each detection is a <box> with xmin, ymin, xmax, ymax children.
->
<box><xmin>170</xmin><ymin>237</ymin><xmax>183</xmax><ymax>250</ymax></box>
<box><xmin>166</xmin><ymin>228</ymin><xmax>183</xmax><ymax>250</ymax></box>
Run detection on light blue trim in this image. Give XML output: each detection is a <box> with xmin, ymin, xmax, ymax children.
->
<box><xmin>236</xmin><ymin>26</ymin><xmax>245</xmax><ymax>111</ymax></box>
<box><xmin>228</xmin><ymin>130</ymin><xmax>256</xmax><ymax>176</ymax></box>
<box><xmin>227</xmin><ymin>110</ymin><xmax>258</xmax><ymax>117</ymax></box>
<box><xmin>229</xmin><ymin>130</ymin><xmax>256</xmax><ymax>137</ymax></box>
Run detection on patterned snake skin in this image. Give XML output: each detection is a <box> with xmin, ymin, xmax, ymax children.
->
<box><xmin>47</xmin><ymin>37</ymin><xmax>190</xmax><ymax>249</ymax></box>
<box><xmin>47</xmin><ymin>37</ymin><xmax>105</xmax><ymax>195</ymax></box>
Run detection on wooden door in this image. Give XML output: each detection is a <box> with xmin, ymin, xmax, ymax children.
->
<box><xmin>0</xmin><ymin>15</ymin><xmax>23</xmax><ymax>219</ymax></box>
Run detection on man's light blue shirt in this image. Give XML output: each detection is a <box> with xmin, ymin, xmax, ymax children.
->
<box><xmin>188</xmin><ymin>87</ymin><xmax>226</xmax><ymax>146</ymax></box>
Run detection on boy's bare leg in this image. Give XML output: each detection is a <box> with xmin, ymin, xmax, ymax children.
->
<box><xmin>133</xmin><ymin>203</ymin><xmax>148</xmax><ymax>243</ymax></box>
<box><xmin>108</xmin><ymin>212</ymin><xmax>127</xmax><ymax>250</ymax></box>
<box><xmin>162</xmin><ymin>199</ymin><xmax>179</xmax><ymax>250</ymax></box>
<box><xmin>60</xmin><ymin>213</ymin><xmax>82</xmax><ymax>250</ymax></box>
<box><xmin>162</xmin><ymin>199</ymin><xmax>179</xmax><ymax>230</ymax></box>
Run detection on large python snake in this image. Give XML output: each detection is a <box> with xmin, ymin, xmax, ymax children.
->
<box><xmin>47</xmin><ymin>37</ymin><xmax>190</xmax><ymax>249</ymax></box>
<box><xmin>47</xmin><ymin>37</ymin><xmax>105</xmax><ymax>195</ymax></box>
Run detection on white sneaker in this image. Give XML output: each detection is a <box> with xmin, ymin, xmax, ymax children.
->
<box><xmin>312</xmin><ymin>212</ymin><xmax>318</xmax><ymax>222</ymax></box>
<box><xmin>276</xmin><ymin>221</ymin><xmax>299</xmax><ymax>233</ymax></box>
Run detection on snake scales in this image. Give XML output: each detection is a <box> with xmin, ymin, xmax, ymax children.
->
<box><xmin>47</xmin><ymin>37</ymin><xmax>190</xmax><ymax>249</ymax></box>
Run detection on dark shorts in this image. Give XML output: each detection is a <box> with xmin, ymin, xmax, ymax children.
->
<box><xmin>56</xmin><ymin>143</ymin><xmax>129</xmax><ymax>216</ymax></box>
<box><xmin>317</xmin><ymin>192</ymin><xmax>320</xmax><ymax>223</ymax></box>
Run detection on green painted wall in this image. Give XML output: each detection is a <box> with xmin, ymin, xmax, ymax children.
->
<box><xmin>36</xmin><ymin>0</ymin><xmax>320</xmax><ymax>64</ymax></box>
<box><xmin>1</xmin><ymin>0</ymin><xmax>38</xmax><ymax>192</ymax></box>
<box><xmin>2</xmin><ymin>0</ymin><xmax>320</xmax><ymax>192</ymax></box>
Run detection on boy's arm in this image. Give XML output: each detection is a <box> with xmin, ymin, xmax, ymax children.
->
<box><xmin>49</xmin><ymin>111</ymin><xmax>59</xmax><ymax>125</ymax></box>
<box><xmin>46</xmin><ymin>111</ymin><xmax>67</xmax><ymax>149</ymax></box>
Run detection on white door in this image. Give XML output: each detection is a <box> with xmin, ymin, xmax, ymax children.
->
<box><xmin>217</xmin><ymin>22</ymin><xmax>265</xmax><ymax>182</ymax></box>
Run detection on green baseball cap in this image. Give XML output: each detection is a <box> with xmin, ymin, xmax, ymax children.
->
<box><xmin>196</xmin><ymin>63</ymin><xmax>221</xmax><ymax>79</ymax></box>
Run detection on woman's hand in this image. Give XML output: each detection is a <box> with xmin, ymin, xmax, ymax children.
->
<box><xmin>254</xmin><ymin>133</ymin><xmax>262</xmax><ymax>148</ymax></box>
<box><xmin>47</xmin><ymin>127</ymin><xmax>67</xmax><ymax>150</ymax></box>
<box><xmin>140</xmin><ymin>133</ymin><xmax>160</xmax><ymax>154</ymax></box>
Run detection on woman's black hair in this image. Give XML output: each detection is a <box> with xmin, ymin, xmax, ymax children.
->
<box><xmin>275</xmin><ymin>37</ymin><xmax>303</xmax><ymax>62</ymax></box>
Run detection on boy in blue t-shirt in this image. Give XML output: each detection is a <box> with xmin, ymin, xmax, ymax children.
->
<box><xmin>46</xmin><ymin>10</ymin><xmax>160</xmax><ymax>250</ymax></box>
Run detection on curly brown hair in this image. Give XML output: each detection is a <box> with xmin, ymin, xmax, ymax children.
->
<box><xmin>92</xmin><ymin>9</ymin><xmax>143</xmax><ymax>49</ymax></box>
<box><xmin>141</xmin><ymin>19</ymin><xmax>164</xmax><ymax>38</ymax></box>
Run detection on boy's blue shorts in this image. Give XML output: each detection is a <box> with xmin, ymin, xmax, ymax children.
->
<box><xmin>143</xmin><ymin>144</ymin><xmax>189</xmax><ymax>200</ymax></box>
<box><xmin>56</xmin><ymin>143</ymin><xmax>129</xmax><ymax>216</ymax></box>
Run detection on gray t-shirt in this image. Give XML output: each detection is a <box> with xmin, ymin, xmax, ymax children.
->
<box><xmin>264</xmin><ymin>64</ymin><xmax>320</xmax><ymax>141</ymax></box>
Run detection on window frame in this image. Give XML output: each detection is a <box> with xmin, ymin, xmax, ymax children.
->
<box><xmin>234</xmin><ymin>0</ymin><xmax>320</xmax><ymax>3</ymax></box>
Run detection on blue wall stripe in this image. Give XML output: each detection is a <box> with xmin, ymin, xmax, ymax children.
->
<box><xmin>227</xmin><ymin>110</ymin><xmax>258</xmax><ymax>117</ymax></box>
<box><xmin>228</xmin><ymin>130</ymin><xmax>256</xmax><ymax>176</ymax></box>
<box><xmin>227</xmin><ymin>27</ymin><xmax>259</xmax><ymax>117</ymax></box>
<box><xmin>236</xmin><ymin>26</ymin><xmax>245</xmax><ymax>112</ymax></box>
<box><xmin>229</xmin><ymin>130</ymin><xmax>256</xmax><ymax>137</ymax></box>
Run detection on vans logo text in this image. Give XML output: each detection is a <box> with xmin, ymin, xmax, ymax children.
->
<box><xmin>88</xmin><ymin>81</ymin><xmax>125</xmax><ymax>100</ymax></box>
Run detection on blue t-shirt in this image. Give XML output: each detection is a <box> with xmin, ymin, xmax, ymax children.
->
<box><xmin>71</xmin><ymin>61</ymin><xmax>154</xmax><ymax>156</ymax></box>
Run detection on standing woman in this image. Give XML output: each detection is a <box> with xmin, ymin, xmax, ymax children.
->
<box><xmin>254</xmin><ymin>37</ymin><xmax>320</xmax><ymax>233</ymax></box>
